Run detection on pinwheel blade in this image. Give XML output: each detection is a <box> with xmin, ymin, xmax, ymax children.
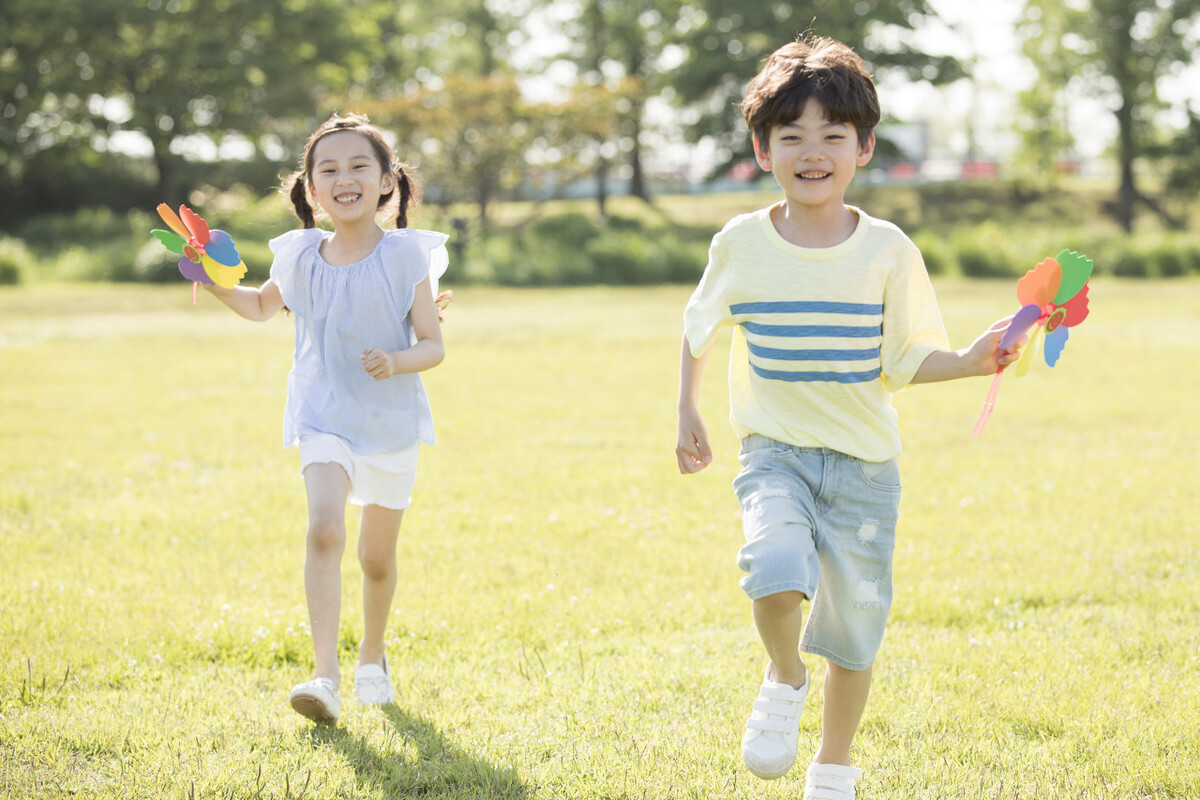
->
<box><xmin>1044</xmin><ymin>325</ymin><xmax>1070</xmax><ymax>367</ymax></box>
<box><xmin>1059</xmin><ymin>281</ymin><xmax>1091</xmax><ymax>327</ymax></box>
<box><xmin>1053</xmin><ymin>250</ymin><xmax>1094</xmax><ymax>304</ymax></box>
<box><xmin>156</xmin><ymin>203</ymin><xmax>191</xmax><ymax>240</ymax></box>
<box><xmin>178</xmin><ymin>205</ymin><xmax>210</xmax><ymax>245</ymax></box>
<box><xmin>999</xmin><ymin>304</ymin><xmax>1043</xmax><ymax>350</ymax></box>
<box><xmin>178</xmin><ymin>256</ymin><xmax>212</xmax><ymax>285</ymax></box>
<box><xmin>1016</xmin><ymin>257</ymin><xmax>1062</xmax><ymax>307</ymax></box>
<box><xmin>151</xmin><ymin>229</ymin><xmax>186</xmax><ymax>254</ymax></box>
<box><xmin>1015</xmin><ymin>324</ymin><xmax>1042</xmax><ymax>377</ymax></box>
<box><xmin>201</xmin><ymin>254</ymin><xmax>247</xmax><ymax>288</ymax></box>
<box><xmin>204</xmin><ymin>229</ymin><xmax>242</xmax><ymax>267</ymax></box>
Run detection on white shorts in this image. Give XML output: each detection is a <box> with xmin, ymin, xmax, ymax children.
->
<box><xmin>298</xmin><ymin>433</ymin><xmax>420</xmax><ymax>510</ymax></box>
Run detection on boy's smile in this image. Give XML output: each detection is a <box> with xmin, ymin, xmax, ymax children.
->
<box><xmin>754</xmin><ymin>100</ymin><xmax>875</xmax><ymax>226</ymax></box>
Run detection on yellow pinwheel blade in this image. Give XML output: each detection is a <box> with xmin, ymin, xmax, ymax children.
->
<box><xmin>201</xmin><ymin>254</ymin><xmax>247</xmax><ymax>288</ymax></box>
<box><xmin>1014</xmin><ymin>324</ymin><xmax>1042</xmax><ymax>377</ymax></box>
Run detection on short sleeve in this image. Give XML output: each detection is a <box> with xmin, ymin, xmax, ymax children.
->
<box><xmin>268</xmin><ymin>229</ymin><xmax>324</xmax><ymax>313</ymax></box>
<box><xmin>879</xmin><ymin>238</ymin><xmax>950</xmax><ymax>391</ymax></box>
<box><xmin>377</xmin><ymin>229</ymin><xmax>451</xmax><ymax>316</ymax></box>
<box><xmin>682</xmin><ymin>230</ymin><xmax>734</xmax><ymax>356</ymax></box>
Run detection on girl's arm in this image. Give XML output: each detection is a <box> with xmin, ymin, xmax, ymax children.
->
<box><xmin>362</xmin><ymin>276</ymin><xmax>445</xmax><ymax>379</ymax></box>
<box><xmin>911</xmin><ymin>317</ymin><xmax>1023</xmax><ymax>384</ymax></box>
<box><xmin>676</xmin><ymin>334</ymin><xmax>714</xmax><ymax>474</ymax></box>
<box><xmin>203</xmin><ymin>280</ymin><xmax>285</xmax><ymax>322</ymax></box>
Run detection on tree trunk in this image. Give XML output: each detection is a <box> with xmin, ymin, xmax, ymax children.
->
<box><xmin>628</xmin><ymin>115</ymin><xmax>648</xmax><ymax>201</ymax></box>
<box><xmin>595</xmin><ymin>155</ymin><xmax>608</xmax><ymax>218</ymax></box>
<box><xmin>153</xmin><ymin>136</ymin><xmax>178</xmax><ymax>207</ymax></box>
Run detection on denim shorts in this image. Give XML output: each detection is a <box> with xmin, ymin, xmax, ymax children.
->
<box><xmin>298</xmin><ymin>433</ymin><xmax>420</xmax><ymax>510</ymax></box>
<box><xmin>732</xmin><ymin>435</ymin><xmax>901</xmax><ymax>671</ymax></box>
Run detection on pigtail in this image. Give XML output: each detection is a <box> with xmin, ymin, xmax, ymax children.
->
<box><xmin>395</xmin><ymin>167</ymin><xmax>412</xmax><ymax>230</ymax></box>
<box><xmin>289</xmin><ymin>174</ymin><xmax>316</xmax><ymax>228</ymax></box>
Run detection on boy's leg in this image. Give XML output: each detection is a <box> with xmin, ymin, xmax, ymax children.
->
<box><xmin>302</xmin><ymin>462</ymin><xmax>351</xmax><ymax>684</ymax></box>
<box><xmin>356</xmin><ymin>504</ymin><xmax>404</xmax><ymax>667</ymax></box>
<box><xmin>814</xmin><ymin>662</ymin><xmax>872</xmax><ymax>766</ymax></box>
<box><xmin>752</xmin><ymin>590</ymin><xmax>808</xmax><ymax>687</ymax></box>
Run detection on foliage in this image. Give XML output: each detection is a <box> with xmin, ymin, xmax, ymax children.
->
<box><xmin>1017</xmin><ymin>0</ymin><xmax>1200</xmax><ymax>231</ymax></box>
<box><xmin>1</xmin><ymin>283</ymin><xmax>1198</xmax><ymax>799</ymax></box>
<box><xmin>665</xmin><ymin>0</ymin><xmax>966</xmax><ymax>170</ymax></box>
<box><xmin>0</xmin><ymin>237</ymin><xmax>35</xmax><ymax>285</ymax></box>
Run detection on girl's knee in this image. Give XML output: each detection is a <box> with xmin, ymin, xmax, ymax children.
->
<box><xmin>357</xmin><ymin>546</ymin><xmax>395</xmax><ymax>581</ymax></box>
<box><xmin>307</xmin><ymin>513</ymin><xmax>346</xmax><ymax>553</ymax></box>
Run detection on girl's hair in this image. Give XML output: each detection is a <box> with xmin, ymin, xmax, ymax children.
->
<box><xmin>285</xmin><ymin>112</ymin><xmax>420</xmax><ymax>229</ymax></box>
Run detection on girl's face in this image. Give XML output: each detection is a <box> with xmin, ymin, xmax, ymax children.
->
<box><xmin>307</xmin><ymin>131</ymin><xmax>393</xmax><ymax>228</ymax></box>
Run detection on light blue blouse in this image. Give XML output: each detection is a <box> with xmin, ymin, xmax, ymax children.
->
<box><xmin>268</xmin><ymin>227</ymin><xmax>449</xmax><ymax>454</ymax></box>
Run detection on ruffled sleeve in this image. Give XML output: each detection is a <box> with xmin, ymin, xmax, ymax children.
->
<box><xmin>377</xmin><ymin>228</ymin><xmax>451</xmax><ymax>315</ymax></box>
<box><xmin>268</xmin><ymin>229</ymin><xmax>325</xmax><ymax>314</ymax></box>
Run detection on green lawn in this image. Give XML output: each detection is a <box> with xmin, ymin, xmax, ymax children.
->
<box><xmin>0</xmin><ymin>280</ymin><xmax>1196</xmax><ymax>799</ymax></box>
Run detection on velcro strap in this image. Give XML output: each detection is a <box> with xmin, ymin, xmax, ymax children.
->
<box><xmin>745</xmin><ymin>715</ymin><xmax>796</xmax><ymax>733</ymax></box>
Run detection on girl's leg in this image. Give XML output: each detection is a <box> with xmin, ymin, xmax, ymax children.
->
<box><xmin>814</xmin><ymin>662</ymin><xmax>873</xmax><ymax>766</ymax></box>
<box><xmin>356</xmin><ymin>504</ymin><xmax>404</xmax><ymax>666</ymax></box>
<box><xmin>752</xmin><ymin>590</ymin><xmax>808</xmax><ymax>687</ymax></box>
<box><xmin>302</xmin><ymin>462</ymin><xmax>351</xmax><ymax>684</ymax></box>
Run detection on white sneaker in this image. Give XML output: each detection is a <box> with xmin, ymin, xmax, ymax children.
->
<box><xmin>804</xmin><ymin>762</ymin><xmax>862</xmax><ymax>800</ymax></box>
<box><xmin>741</xmin><ymin>667</ymin><xmax>809</xmax><ymax>779</ymax></box>
<box><xmin>289</xmin><ymin>677</ymin><xmax>340</xmax><ymax>723</ymax></box>
<box><xmin>354</xmin><ymin>654</ymin><xmax>394</xmax><ymax>705</ymax></box>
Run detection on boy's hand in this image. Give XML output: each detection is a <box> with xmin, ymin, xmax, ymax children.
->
<box><xmin>676</xmin><ymin>408</ymin><xmax>714</xmax><ymax>474</ymax></box>
<box><xmin>361</xmin><ymin>348</ymin><xmax>395</xmax><ymax>380</ymax></box>
<box><xmin>968</xmin><ymin>316</ymin><xmax>1025</xmax><ymax>375</ymax></box>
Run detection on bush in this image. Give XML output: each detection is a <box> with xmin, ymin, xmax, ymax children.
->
<box><xmin>0</xmin><ymin>237</ymin><xmax>35</xmax><ymax>285</ymax></box>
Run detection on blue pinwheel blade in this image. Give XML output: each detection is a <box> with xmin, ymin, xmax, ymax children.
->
<box><xmin>1000</xmin><ymin>304</ymin><xmax>1042</xmax><ymax>350</ymax></box>
<box><xmin>1043</xmin><ymin>325</ymin><xmax>1069</xmax><ymax>367</ymax></box>
<box><xmin>205</xmin><ymin>229</ymin><xmax>242</xmax><ymax>267</ymax></box>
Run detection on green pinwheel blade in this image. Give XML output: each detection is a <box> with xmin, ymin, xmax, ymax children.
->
<box><xmin>1053</xmin><ymin>249</ymin><xmax>1093</xmax><ymax>304</ymax></box>
<box><xmin>151</xmin><ymin>229</ymin><xmax>186</xmax><ymax>254</ymax></box>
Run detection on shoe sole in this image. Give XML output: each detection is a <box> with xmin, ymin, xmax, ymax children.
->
<box><xmin>290</xmin><ymin>693</ymin><xmax>338</xmax><ymax>723</ymax></box>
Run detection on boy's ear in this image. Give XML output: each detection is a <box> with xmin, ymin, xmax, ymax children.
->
<box><xmin>752</xmin><ymin>134</ymin><xmax>772</xmax><ymax>171</ymax></box>
<box><xmin>856</xmin><ymin>132</ymin><xmax>876</xmax><ymax>167</ymax></box>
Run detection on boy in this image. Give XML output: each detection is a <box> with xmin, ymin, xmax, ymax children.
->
<box><xmin>674</xmin><ymin>37</ymin><xmax>1020</xmax><ymax>800</ymax></box>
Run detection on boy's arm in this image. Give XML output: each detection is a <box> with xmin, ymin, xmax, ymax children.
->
<box><xmin>203</xmin><ymin>279</ymin><xmax>285</xmax><ymax>322</ymax></box>
<box><xmin>362</xmin><ymin>277</ymin><xmax>445</xmax><ymax>380</ymax></box>
<box><xmin>676</xmin><ymin>334</ymin><xmax>714</xmax><ymax>474</ymax></box>
<box><xmin>911</xmin><ymin>317</ymin><xmax>1023</xmax><ymax>384</ymax></box>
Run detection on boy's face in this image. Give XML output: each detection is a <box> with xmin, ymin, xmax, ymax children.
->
<box><xmin>753</xmin><ymin>100</ymin><xmax>875</xmax><ymax>216</ymax></box>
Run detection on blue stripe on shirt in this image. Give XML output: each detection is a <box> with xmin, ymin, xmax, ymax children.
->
<box><xmin>740</xmin><ymin>322</ymin><xmax>882</xmax><ymax>338</ymax></box>
<box><xmin>750</xmin><ymin>364</ymin><xmax>883</xmax><ymax>383</ymax></box>
<box><xmin>747</xmin><ymin>342</ymin><xmax>882</xmax><ymax>362</ymax></box>
<box><xmin>731</xmin><ymin>301</ymin><xmax>884</xmax><ymax>315</ymax></box>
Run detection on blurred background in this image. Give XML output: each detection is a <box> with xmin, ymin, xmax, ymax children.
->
<box><xmin>2</xmin><ymin>0</ymin><xmax>1199</xmax><ymax>287</ymax></box>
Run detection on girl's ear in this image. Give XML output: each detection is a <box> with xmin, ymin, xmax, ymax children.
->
<box><xmin>381</xmin><ymin>172</ymin><xmax>395</xmax><ymax>195</ymax></box>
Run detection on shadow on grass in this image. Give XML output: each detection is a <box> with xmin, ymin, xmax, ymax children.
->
<box><xmin>302</xmin><ymin>704</ymin><xmax>531</xmax><ymax>799</ymax></box>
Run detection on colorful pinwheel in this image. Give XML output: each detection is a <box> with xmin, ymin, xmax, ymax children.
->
<box><xmin>151</xmin><ymin>204</ymin><xmax>247</xmax><ymax>302</ymax></box>
<box><xmin>972</xmin><ymin>249</ymin><xmax>1093</xmax><ymax>435</ymax></box>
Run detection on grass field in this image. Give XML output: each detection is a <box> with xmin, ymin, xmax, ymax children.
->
<box><xmin>1</xmin><ymin>279</ymin><xmax>1197</xmax><ymax>799</ymax></box>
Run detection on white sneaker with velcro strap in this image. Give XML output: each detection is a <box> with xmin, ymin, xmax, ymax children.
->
<box><xmin>804</xmin><ymin>762</ymin><xmax>862</xmax><ymax>800</ymax></box>
<box><xmin>741</xmin><ymin>667</ymin><xmax>810</xmax><ymax>779</ymax></box>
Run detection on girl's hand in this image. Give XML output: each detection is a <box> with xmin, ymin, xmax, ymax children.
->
<box><xmin>434</xmin><ymin>290</ymin><xmax>454</xmax><ymax>322</ymax></box>
<box><xmin>361</xmin><ymin>348</ymin><xmax>395</xmax><ymax>380</ymax></box>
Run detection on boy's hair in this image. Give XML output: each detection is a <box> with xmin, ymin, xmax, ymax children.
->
<box><xmin>740</xmin><ymin>37</ymin><xmax>880</xmax><ymax>150</ymax></box>
<box><xmin>286</xmin><ymin>112</ymin><xmax>420</xmax><ymax>229</ymax></box>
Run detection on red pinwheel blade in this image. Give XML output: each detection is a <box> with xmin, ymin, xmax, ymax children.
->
<box><xmin>151</xmin><ymin>229</ymin><xmax>186</xmax><ymax>254</ymax></box>
<box><xmin>1016</xmin><ymin>258</ymin><xmax>1062</xmax><ymax>307</ymax></box>
<box><xmin>204</xmin><ymin>229</ymin><xmax>242</xmax><ymax>267</ymax></box>
<box><xmin>1059</xmin><ymin>281</ymin><xmax>1090</xmax><ymax>327</ymax></box>
<box><xmin>178</xmin><ymin>205</ymin><xmax>210</xmax><ymax>245</ymax></box>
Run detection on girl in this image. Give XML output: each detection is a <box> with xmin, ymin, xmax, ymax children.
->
<box><xmin>205</xmin><ymin>113</ymin><xmax>449</xmax><ymax>723</ymax></box>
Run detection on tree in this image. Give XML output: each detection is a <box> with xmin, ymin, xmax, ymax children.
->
<box><xmin>665</xmin><ymin>0</ymin><xmax>965</xmax><ymax>172</ymax></box>
<box><xmin>1019</xmin><ymin>0</ymin><xmax>1200</xmax><ymax>231</ymax></box>
<box><xmin>0</xmin><ymin>0</ymin><xmax>379</xmax><ymax>206</ymax></box>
